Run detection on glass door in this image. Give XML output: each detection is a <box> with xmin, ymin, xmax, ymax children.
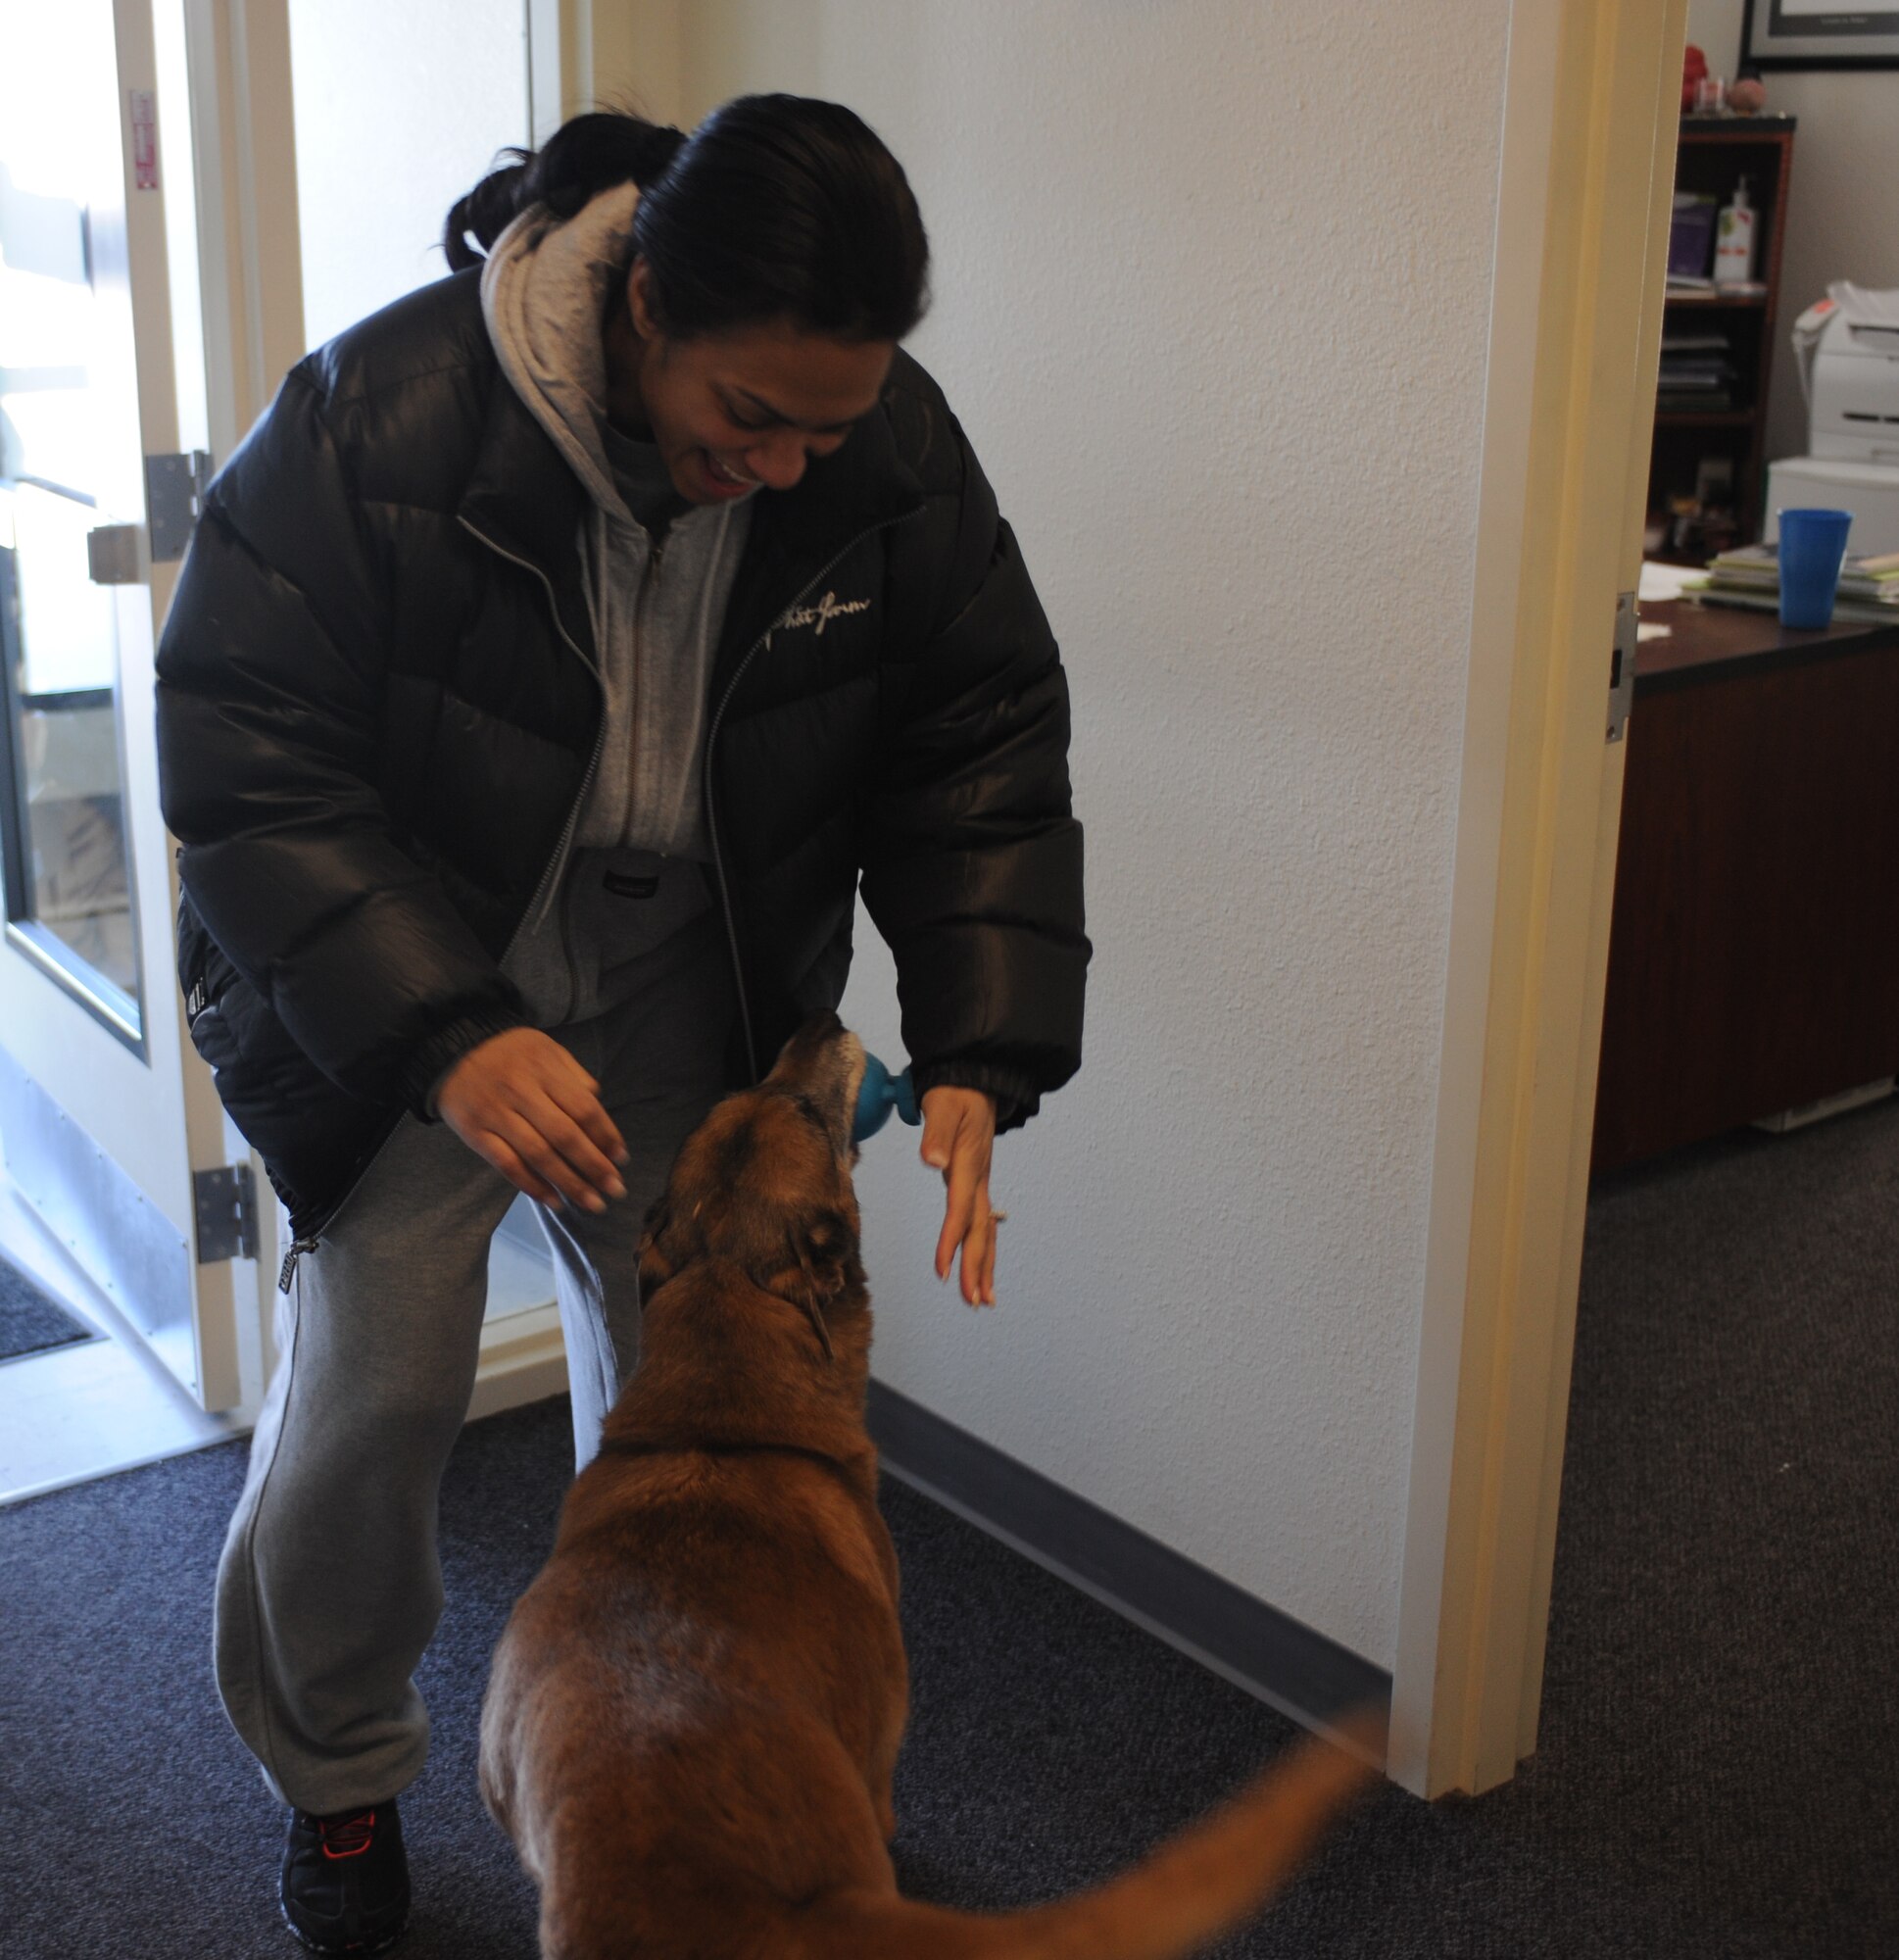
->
<box><xmin>0</xmin><ymin>1</ymin><xmax>145</xmax><ymax>1036</ymax></box>
<box><xmin>0</xmin><ymin>0</ymin><xmax>255</xmax><ymax>1409</ymax></box>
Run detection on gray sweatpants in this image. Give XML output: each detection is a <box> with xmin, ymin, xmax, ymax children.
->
<box><xmin>214</xmin><ymin>906</ymin><xmax>732</xmax><ymax>1814</ymax></box>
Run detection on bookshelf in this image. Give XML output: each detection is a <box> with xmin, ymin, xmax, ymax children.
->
<box><xmin>1646</xmin><ymin>112</ymin><xmax>1796</xmax><ymax>565</ymax></box>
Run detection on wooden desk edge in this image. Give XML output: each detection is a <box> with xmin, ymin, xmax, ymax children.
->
<box><xmin>1635</xmin><ymin>598</ymin><xmax>1899</xmax><ymax>697</ymax></box>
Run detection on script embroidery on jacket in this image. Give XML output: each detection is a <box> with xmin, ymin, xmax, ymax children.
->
<box><xmin>765</xmin><ymin>590</ymin><xmax>871</xmax><ymax>650</ymax></box>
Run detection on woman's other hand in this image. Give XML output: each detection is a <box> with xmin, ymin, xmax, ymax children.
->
<box><xmin>920</xmin><ymin>1088</ymin><xmax>1000</xmax><ymax>1307</ymax></box>
<box><xmin>435</xmin><ymin>1028</ymin><xmax>629</xmax><ymax>1213</ymax></box>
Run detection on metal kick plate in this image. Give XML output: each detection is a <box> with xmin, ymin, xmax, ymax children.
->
<box><xmin>0</xmin><ymin>1047</ymin><xmax>197</xmax><ymax>1397</ymax></box>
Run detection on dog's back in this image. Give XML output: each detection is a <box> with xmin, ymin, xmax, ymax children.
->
<box><xmin>482</xmin><ymin>1423</ymin><xmax>908</xmax><ymax>1954</ymax></box>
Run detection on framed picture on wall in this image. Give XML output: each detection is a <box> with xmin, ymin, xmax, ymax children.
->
<box><xmin>1742</xmin><ymin>0</ymin><xmax>1899</xmax><ymax>69</ymax></box>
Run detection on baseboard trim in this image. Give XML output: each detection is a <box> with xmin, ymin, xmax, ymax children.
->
<box><xmin>866</xmin><ymin>1380</ymin><xmax>1390</xmax><ymax>1740</ymax></box>
<box><xmin>468</xmin><ymin>1303</ymin><xmax>568</xmax><ymax>1421</ymax></box>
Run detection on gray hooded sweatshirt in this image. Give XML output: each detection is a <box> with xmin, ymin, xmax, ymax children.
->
<box><xmin>479</xmin><ymin>184</ymin><xmax>753</xmax><ymax>1026</ymax></box>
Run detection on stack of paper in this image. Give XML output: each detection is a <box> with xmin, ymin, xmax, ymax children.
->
<box><xmin>1686</xmin><ymin>542</ymin><xmax>1899</xmax><ymax>624</ymax></box>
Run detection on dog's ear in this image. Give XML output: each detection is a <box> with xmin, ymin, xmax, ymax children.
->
<box><xmin>791</xmin><ymin>1206</ymin><xmax>855</xmax><ymax>1309</ymax></box>
<box><xmin>637</xmin><ymin>1196</ymin><xmax>677</xmax><ymax>1297</ymax></box>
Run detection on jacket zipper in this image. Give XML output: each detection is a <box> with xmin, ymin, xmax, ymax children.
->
<box><xmin>626</xmin><ymin>529</ymin><xmax>662</xmax><ymax>842</ymax></box>
<box><xmin>282</xmin><ymin>507</ymin><xmax>913</xmax><ymax>1288</ymax></box>
<box><xmin>278</xmin><ymin>516</ymin><xmax>609</xmax><ymax>1293</ymax></box>
<box><xmin>460</xmin><ymin>515</ymin><xmax>609</xmax><ymax>946</ymax></box>
<box><xmin>277</xmin><ymin>1113</ymin><xmax>402</xmax><ymax>1291</ymax></box>
<box><xmin>705</xmin><ymin>506</ymin><xmax>923</xmax><ymax>1080</ymax></box>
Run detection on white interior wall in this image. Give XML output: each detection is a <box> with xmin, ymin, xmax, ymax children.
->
<box><xmin>1685</xmin><ymin>0</ymin><xmax>1899</xmax><ymax>465</ymax></box>
<box><xmin>287</xmin><ymin>0</ymin><xmax>530</xmax><ymax>350</ymax></box>
<box><xmin>682</xmin><ymin>3</ymin><xmax>1511</xmax><ymax>1668</ymax></box>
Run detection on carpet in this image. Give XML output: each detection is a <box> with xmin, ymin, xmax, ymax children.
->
<box><xmin>2</xmin><ymin>1102</ymin><xmax>1895</xmax><ymax>1956</ymax></box>
<box><xmin>0</xmin><ymin>1253</ymin><xmax>93</xmax><ymax>1364</ymax></box>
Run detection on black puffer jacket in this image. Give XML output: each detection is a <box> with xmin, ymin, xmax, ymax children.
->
<box><xmin>155</xmin><ymin>269</ymin><xmax>1088</xmax><ymax>1245</ymax></box>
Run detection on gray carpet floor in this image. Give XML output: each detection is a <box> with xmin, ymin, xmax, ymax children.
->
<box><xmin>1</xmin><ymin>1100</ymin><xmax>1894</xmax><ymax>1957</ymax></box>
<box><xmin>0</xmin><ymin>1253</ymin><xmax>92</xmax><ymax>1364</ymax></box>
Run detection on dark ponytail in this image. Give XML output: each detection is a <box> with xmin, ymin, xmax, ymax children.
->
<box><xmin>444</xmin><ymin>112</ymin><xmax>686</xmax><ymax>270</ymax></box>
<box><xmin>445</xmin><ymin>95</ymin><xmax>929</xmax><ymax>345</ymax></box>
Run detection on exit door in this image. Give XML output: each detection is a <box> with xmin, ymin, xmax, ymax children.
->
<box><xmin>0</xmin><ymin>0</ymin><xmax>265</xmax><ymax>1408</ymax></box>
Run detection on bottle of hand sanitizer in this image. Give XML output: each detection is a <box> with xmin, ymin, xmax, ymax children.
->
<box><xmin>1714</xmin><ymin>176</ymin><xmax>1757</xmax><ymax>287</ymax></box>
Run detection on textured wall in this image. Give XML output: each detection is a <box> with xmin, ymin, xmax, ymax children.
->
<box><xmin>1684</xmin><ymin>0</ymin><xmax>1899</xmax><ymax>466</ymax></box>
<box><xmin>288</xmin><ymin>0</ymin><xmax>529</xmax><ymax>349</ymax></box>
<box><xmin>685</xmin><ymin>3</ymin><xmax>1510</xmax><ymax>1667</ymax></box>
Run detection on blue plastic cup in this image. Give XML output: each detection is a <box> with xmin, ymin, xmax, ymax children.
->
<box><xmin>1777</xmin><ymin>508</ymin><xmax>1853</xmax><ymax>629</ymax></box>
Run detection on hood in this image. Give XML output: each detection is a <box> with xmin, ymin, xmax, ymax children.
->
<box><xmin>480</xmin><ymin>182</ymin><xmax>642</xmax><ymax>517</ymax></box>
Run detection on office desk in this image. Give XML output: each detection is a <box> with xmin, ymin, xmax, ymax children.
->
<box><xmin>1590</xmin><ymin>599</ymin><xmax>1899</xmax><ymax>1176</ymax></box>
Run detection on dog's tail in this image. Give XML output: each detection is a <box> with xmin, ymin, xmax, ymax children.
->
<box><xmin>780</xmin><ymin>1715</ymin><xmax>1382</xmax><ymax>1960</ymax></box>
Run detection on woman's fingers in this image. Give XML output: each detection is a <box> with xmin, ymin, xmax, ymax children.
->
<box><xmin>935</xmin><ymin>1162</ymin><xmax>977</xmax><ymax>1287</ymax></box>
<box><xmin>943</xmin><ymin>1188</ymin><xmax>999</xmax><ymax>1307</ymax></box>
<box><xmin>542</xmin><ymin>1050</ymin><xmax>629</xmax><ymax>1167</ymax></box>
<box><xmin>920</xmin><ymin>1087</ymin><xmax>999</xmax><ymax>1305</ymax></box>
<box><xmin>493</xmin><ymin>1107</ymin><xmax>611</xmax><ymax>1213</ymax></box>
<box><xmin>438</xmin><ymin>1029</ymin><xmax>628</xmax><ymax>1210</ymax></box>
<box><xmin>478</xmin><ymin>1134</ymin><xmax>563</xmax><ymax>1210</ymax></box>
<box><xmin>525</xmin><ymin>1091</ymin><xmax>627</xmax><ymax>1205</ymax></box>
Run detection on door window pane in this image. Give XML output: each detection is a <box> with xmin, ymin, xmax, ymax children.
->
<box><xmin>0</xmin><ymin>0</ymin><xmax>142</xmax><ymax>1030</ymax></box>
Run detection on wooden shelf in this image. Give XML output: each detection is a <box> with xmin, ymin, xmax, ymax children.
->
<box><xmin>1648</xmin><ymin>119</ymin><xmax>1795</xmax><ymax>553</ymax></box>
<box><xmin>1665</xmin><ymin>289</ymin><xmax>1769</xmax><ymax>309</ymax></box>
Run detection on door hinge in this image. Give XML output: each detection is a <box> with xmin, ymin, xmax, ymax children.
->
<box><xmin>146</xmin><ymin>450</ymin><xmax>212</xmax><ymax>562</ymax></box>
<box><xmin>1607</xmin><ymin>589</ymin><xmax>1638</xmax><ymax>743</ymax></box>
<box><xmin>193</xmin><ymin>1163</ymin><xmax>258</xmax><ymax>1264</ymax></box>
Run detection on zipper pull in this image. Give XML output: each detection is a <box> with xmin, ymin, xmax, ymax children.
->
<box><xmin>278</xmin><ymin>1237</ymin><xmax>317</xmax><ymax>1294</ymax></box>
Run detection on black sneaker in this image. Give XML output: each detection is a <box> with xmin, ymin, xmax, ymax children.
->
<box><xmin>279</xmin><ymin>1799</ymin><xmax>411</xmax><ymax>1955</ymax></box>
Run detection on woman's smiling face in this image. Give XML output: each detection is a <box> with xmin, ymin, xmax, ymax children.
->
<box><xmin>613</xmin><ymin>258</ymin><xmax>895</xmax><ymax>506</ymax></box>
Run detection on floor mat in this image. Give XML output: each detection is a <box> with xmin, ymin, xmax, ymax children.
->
<box><xmin>0</xmin><ymin>1253</ymin><xmax>93</xmax><ymax>1364</ymax></box>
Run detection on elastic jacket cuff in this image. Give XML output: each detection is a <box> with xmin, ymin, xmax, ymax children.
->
<box><xmin>908</xmin><ymin>1060</ymin><xmax>1043</xmax><ymax>1136</ymax></box>
<box><xmin>399</xmin><ymin>1006</ymin><xmax>529</xmax><ymax>1121</ymax></box>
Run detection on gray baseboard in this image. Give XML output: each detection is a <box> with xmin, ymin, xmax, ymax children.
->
<box><xmin>866</xmin><ymin>1380</ymin><xmax>1390</xmax><ymax>1737</ymax></box>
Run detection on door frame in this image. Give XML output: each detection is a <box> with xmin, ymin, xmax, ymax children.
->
<box><xmin>177</xmin><ymin>0</ymin><xmax>305</xmax><ymax>462</ymax></box>
<box><xmin>525</xmin><ymin>0</ymin><xmax>688</xmax><ymax>140</ymax></box>
<box><xmin>1389</xmin><ymin>0</ymin><xmax>1688</xmax><ymax>1797</ymax></box>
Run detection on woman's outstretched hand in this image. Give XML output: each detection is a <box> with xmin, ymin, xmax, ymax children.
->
<box><xmin>435</xmin><ymin>1028</ymin><xmax>629</xmax><ymax>1213</ymax></box>
<box><xmin>919</xmin><ymin>1087</ymin><xmax>1000</xmax><ymax>1307</ymax></box>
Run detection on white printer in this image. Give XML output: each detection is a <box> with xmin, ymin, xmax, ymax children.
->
<box><xmin>1765</xmin><ymin>283</ymin><xmax>1899</xmax><ymax>556</ymax></box>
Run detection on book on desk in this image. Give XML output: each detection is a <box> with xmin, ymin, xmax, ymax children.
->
<box><xmin>1682</xmin><ymin>541</ymin><xmax>1899</xmax><ymax>625</ymax></box>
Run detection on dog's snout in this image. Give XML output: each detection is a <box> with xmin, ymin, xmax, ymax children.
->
<box><xmin>766</xmin><ymin>1018</ymin><xmax>867</xmax><ymax>1153</ymax></box>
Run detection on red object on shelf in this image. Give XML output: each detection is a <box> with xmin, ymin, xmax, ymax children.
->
<box><xmin>1681</xmin><ymin>42</ymin><xmax>1707</xmax><ymax>113</ymax></box>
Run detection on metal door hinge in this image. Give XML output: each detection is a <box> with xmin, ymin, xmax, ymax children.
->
<box><xmin>147</xmin><ymin>450</ymin><xmax>212</xmax><ymax>561</ymax></box>
<box><xmin>194</xmin><ymin>1163</ymin><xmax>258</xmax><ymax>1264</ymax></box>
<box><xmin>1607</xmin><ymin>590</ymin><xmax>1637</xmax><ymax>743</ymax></box>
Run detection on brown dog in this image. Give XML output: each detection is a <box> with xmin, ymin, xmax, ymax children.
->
<box><xmin>481</xmin><ymin>1016</ymin><xmax>1380</xmax><ymax>1959</ymax></box>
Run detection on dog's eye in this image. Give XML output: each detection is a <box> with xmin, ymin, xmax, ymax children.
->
<box><xmin>802</xmin><ymin>1209</ymin><xmax>852</xmax><ymax>1262</ymax></box>
<box><xmin>789</xmin><ymin>1091</ymin><xmax>833</xmax><ymax>1138</ymax></box>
